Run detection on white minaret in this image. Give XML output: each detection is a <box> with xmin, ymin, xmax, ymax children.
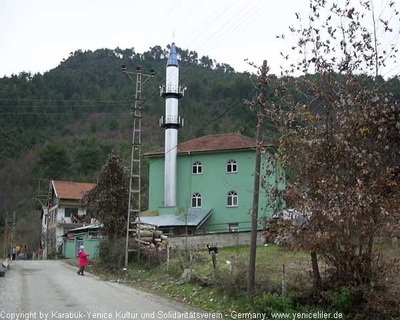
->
<box><xmin>159</xmin><ymin>43</ymin><xmax>186</xmax><ymax>207</ymax></box>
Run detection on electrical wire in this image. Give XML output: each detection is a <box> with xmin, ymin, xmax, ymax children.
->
<box><xmin>202</xmin><ymin>1</ymin><xmax>270</xmax><ymax>55</ymax></box>
<box><xmin>189</xmin><ymin>0</ymin><xmax>260</xmax><ymax>52</ymax></box>
<box><xmin>0</xmin><ymin>112</ymin><xmax>131</xmax><ymax>115</ymax></box>
<box><xmin>0</xmin><ymin>98</ymin><xmax>133</xmax><ymax>103</ymax></box>
<box><xmin>162</xmin><ymin>99</ymin><xmax>244</xmax><ymax>157</ymax></box>
<box><xmin>1</xmin><ymin>8</ymin><xmax>263</xmax><ymax>186</ymax></box>
<box><xmin>1</xmin><ymin>0</ymin><xmax>269</xmax><ymax>215</ymax></box>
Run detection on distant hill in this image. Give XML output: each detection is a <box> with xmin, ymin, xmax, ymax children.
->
<box><xmin>0</xmin><ymin>44</ymin><xmax>399</xmax><ymax>248</ymax></box>
<box><xmin>0</xmin><ymin>45</ymin><xmax>259</xmax><ymax>226</ymax></box>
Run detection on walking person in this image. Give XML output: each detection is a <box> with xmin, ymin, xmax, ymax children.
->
<box><xmin>12</xmin><ymin>247</ymin><xmax>16</xmax><ymax>261</ymax></box>
<box><xmin>77</xmin><ymin>245</ymin><xmax>89</xmax><ymax>276</ymax></box>
<box><xmin>37</xmin><ymin>247</ymin><xmax>42</xmax><ymax>260</ymax></box>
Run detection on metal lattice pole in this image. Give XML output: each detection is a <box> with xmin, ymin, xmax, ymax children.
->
<box><xmin>123</xmin><ymin>66</ymin><xmax>154</xmax><ymax>268</ymax></box>
<box><xmin>11</xmin><ymin>211</ymin><xmax>16</xmax><ymax>254</ymax></box>
<box><xmin>3</xmin><ymin>217</ymin><xmax>8</xmax><ymax>259</ymax></box>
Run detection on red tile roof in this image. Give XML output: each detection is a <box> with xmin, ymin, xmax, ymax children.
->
<box><xmin>53</xmin><ymin>181</ymin><xmax>96</xmax><ymax>200</ymax></box>
<box><xmin>145</xmin><ymin>133</ymin><xmax>263</xmax><ymax>156</ymax></box>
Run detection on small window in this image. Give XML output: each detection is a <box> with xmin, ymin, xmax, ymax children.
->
<box><xmin>192</xmin><ymin>193</ymin><xmax>202</xmax><ymax>208</ymax></box>
<box><xmin>228</xmin><ymin>223</ymin><xmax>239</xmax><ymax>232</ymax></box>
<box><xmin>88</xmin><ymin>231</ymin><xmax>99</xmax><ymax>239</ymax></box>
<box><xmin>192</xmin><ymin>161</ymin><xmax>203</xmax><ymax>174</ymax></box>
<box><xmin>65</xmin><ymin>208</ymin><xmax>78</xmax><ymax>218</ymax></box>
<box><xmin>227</xmin><ymin>159</ymin><xmax>238</xmax><ymax>173</ymax></box>
<box><xmin>227</xmin><ymin>191</ymin><xmax>238</xmax><ymax>207</ymax></box>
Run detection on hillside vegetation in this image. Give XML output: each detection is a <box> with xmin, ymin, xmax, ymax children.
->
<box><xmin>0</xmin><ymin>44</ymin><xmax>399</xmax><ymax>251</ymax></box>
<box><xmin>0</xmin><ymin>45</ymin><xmax>257</xmax><ymax>237</ymax></box>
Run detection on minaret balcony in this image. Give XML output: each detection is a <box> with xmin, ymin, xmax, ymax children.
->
<box><xmin>159</xmin><ymin>85</ymin><xmax>186</xmax><ymax>98</ymax></box>
<box><xmin>159</xmin><ymin>115</ymin><xmax>184</xmax><ymax>128</ymax></box>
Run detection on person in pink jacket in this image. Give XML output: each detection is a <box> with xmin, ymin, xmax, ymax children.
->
<box><xmin>77</xmin><ymin>245</ymin><xmax>89</xmax><ymax>276</ymax></box>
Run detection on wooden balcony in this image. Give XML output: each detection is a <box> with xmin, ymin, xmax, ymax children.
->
<box><xmin>57</xmin><ymin>215</ymin><xmax>90</xmax><ymax>226</ymax></box>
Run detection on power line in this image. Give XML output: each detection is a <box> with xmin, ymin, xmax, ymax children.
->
<box><xmin>161</xmin><ymin>99</ymin><xmax>244</xmax><ymax>157</ymax></box>
<box><xmin>202</xmin><ymin>1</ymin><xmax>270</xmax><ymax>55</ymax></box>
<box><xmin>182</xmin><ymin>0</ymin><xmax>238</xmax><ymax>50</ymax></box>
<box><xmin>1</xmin><ymin>1</ymin><xmax>263</xmax><ymax>118</ymax></box>
<box><xmin>2</xmin><ymin>38</ymin><xmax>255</xmax><ymax>195</ymax></box>
<box><xmin>202</xmin><ymin>100</ymin><xmax>242</xmax><ymax>129</ymax></box>
<box><xmin>0</xmin><ymin>104</ymin><xmax>130</xmax><ymax>108</ymax></box>
<box><xmin>0</xmin><ymin>112</ymin><xmax>131</xmax><ymax>115</ymax></box>
<box><xmin>189</xmin><ymin>0</ymin><xmax>260</xmax><ymax>51</ymax></box>
<box><xmin>9</xmin><ymin>83</ymin><xmax>248</xmax><ymax>218</ymax></box>
<box><xmin>176</xmin><ymin>0</ymin><xmax>205</xmax><ymax>27</ymax></box>
<box><xmin>0</xmin><ymin>98</ymin><xmax>133</xmax><ymax>103</ymax></box>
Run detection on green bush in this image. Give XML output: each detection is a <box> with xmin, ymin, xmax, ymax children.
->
<box><xmin>252</xmin><ymin>293</ymin><xmax>294</xmax><ymax>314</ymax></box>
<box><xmin>252</xmin><ymin>293</ymin><xmax>335</xmax><ymax>318</ymax></box>
<box><xmin>330</xmin><ymin>287</ymin><xmax>353</xmax><ymax>313</ymax></box>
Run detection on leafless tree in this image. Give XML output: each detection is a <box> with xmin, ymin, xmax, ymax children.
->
<box><xmin>270</xmin><ymin>0</ymin><xmax>400</xmax><ymax>304</ymax></box>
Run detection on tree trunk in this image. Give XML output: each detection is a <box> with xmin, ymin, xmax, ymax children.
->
<box><xmin>177</xmin><ymin>249</ymin><xmax>185</xmax><ymax>271</ymax></box>
<box><xmin>211</xmin><ymin>251</ymin><xmax>217</xmax><ymax>272</ymax></box>
<box><xmin>311</xmin><ymin>251</ymin><xmax>321</xmax><ymax>288</ymax></box>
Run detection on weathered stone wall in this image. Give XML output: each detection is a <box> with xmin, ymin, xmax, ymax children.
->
<box><xmin>167</xmin><ymin>231</ymin><xmax>265</xmax><ymax>250</ymax></box>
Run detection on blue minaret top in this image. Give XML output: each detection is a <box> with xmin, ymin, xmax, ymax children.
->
<box><xmin>167</xmin><ymin>43</ymin><xmax>178</xmax><ymax>67</ymax></box>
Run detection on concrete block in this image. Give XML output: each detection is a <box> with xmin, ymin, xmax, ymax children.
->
<box><xmin>1</xmin><ymin>260</ymin><xmax>10</xmax><ymax>270</ymax></box>
<box><xmin>0</xmin><ymin>266</ymin><xmax>6</xmax><ymax>277</ymax></box>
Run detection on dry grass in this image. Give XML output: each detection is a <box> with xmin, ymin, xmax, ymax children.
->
<box><xmin>85</xmin><ymin>241</ymin><xmax>400</xmax><ymax>319</ymax></box>
<box><xmin>119</xmin><ymin>244</ymin><xmax>315</xmax><ymax>315</ymax></box>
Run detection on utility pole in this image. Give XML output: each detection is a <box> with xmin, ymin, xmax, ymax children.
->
<box><xmin>122</xmin><ymin>65</ymin><xmax>154</xmax><ymax>268</ymax></box>
<box><xmin>3</xmin><ymin>216</ymin><xmax>8</xmax><ymax>258</ymax></box>
<box><xmin>11</xmin><ymin>211</ymin><xmax>16</xmax><ymax>250</ymax></box>
<box><xmin>247</xmin><ymin>60</ymin><xmax>269</xmax><ymax>298</ymax></box>
<box><xmin>37</xmin><ymin>179</ymin><xmax>48</xmax><ymax>253</ymax></box>
<box><xmin>36</xmin><ymin>179</ymin><xmax>49</xmax><ymax>207</ymax></box>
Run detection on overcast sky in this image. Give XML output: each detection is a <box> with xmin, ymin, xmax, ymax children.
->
<box><xmin>1</xmin><ymin>0</ymin><xmax>399</xmax><ymax>78</ymax></box>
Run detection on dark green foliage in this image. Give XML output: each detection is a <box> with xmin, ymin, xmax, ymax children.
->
<box><xmin>252</xmin><ymin>293</ymin><xmax>333</xmax><ymax>317</ymax></box>
<box><xmin>0</xmin><ymin>44</ymin><xmax>399</xmax><ymax>262</ymax></box>
<box><xmin>252</xmin><ymin>293</ymin><xmax>293</xmax><ymax>314</ymax></box>
<box><xmin>330</xmin><ymin>287</ymin><xmax>353</xmax><ymax>313</ymax></box>
<box><xmin>37</xmin><ymin>142</ymin><xmax>71</xmax><ymax>179</ymax></box>
<box><xmin>84</xmin><ymin>151</ymin><xmax>129</xmax><ymax>241</ymax></box>
<box><xmin>0</xmin><ymin>45</ymin><xmax>259</xmax><ymax>215</ymax></box>
<box><xmin>34</xmin><ymin>137</ymin><xmax>116</xmax><ymax>182</ymax></box>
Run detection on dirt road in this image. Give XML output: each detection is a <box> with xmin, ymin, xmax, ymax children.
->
<box><xmin>0</xmin><ymin>260</ymin><xmax>223</xmax><ymax>319</ymax></box>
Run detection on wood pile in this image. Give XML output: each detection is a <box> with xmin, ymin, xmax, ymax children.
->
<box><xmin>133</xmin><ymin>222</ymin><xmax>168</xmax><ymax>248</ymax></box>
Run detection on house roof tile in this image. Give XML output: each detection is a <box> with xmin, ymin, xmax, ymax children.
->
<box><xmin>145</xmin><ymin>133</ymin><xmax>263</xmax><ymax>156</ymax></box>
<box><xmin>53</xmin><ymin>181</ymin><xmax>96</xmax><ymax>200</ymax></box>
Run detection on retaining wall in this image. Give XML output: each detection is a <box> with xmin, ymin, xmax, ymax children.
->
<box><xmin>167</xmin><ymin>231</ymin><xmax>265</xmax><ymax>250</ymax></box>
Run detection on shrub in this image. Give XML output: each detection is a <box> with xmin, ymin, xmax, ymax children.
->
<box><xmin>330</xmin><ymin>287</ymin><xmax>353</xmax><ymax>313</ymax></box>
<box><xmin>252</xmin><ymin>293</ymin><xmax>294</xmax><ymax>314</ymax></box>
<box><xmin>98</xmin><ymin>238</ymin><xmax>126</xmax><ymax>271</ymax></box>
<box><xmin>214</xmin><ymin>261</ymin><xmax>248</xmax><ymax>298</ymax></box>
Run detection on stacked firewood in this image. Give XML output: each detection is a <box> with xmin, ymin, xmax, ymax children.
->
<box><xmin>133</xmin><ymin>222</ymin><xmax>168</xmax><ymax>248</ymax></box>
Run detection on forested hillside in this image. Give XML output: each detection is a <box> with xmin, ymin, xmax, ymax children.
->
<box><xmin>0</xmin><ymin>44</ymin><xmax>399</xmax><ymax>248</ymax></box>
<box><xmin>0</xmin><ymin>45</ymin><xmax>260</xmax><ymax>242</ymax></box>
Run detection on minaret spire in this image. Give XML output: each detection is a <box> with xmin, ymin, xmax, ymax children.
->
<box><xmin>159</xmin><ymin>43</ymin><xmax>186</xmax><ymax>207</ymax></box>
